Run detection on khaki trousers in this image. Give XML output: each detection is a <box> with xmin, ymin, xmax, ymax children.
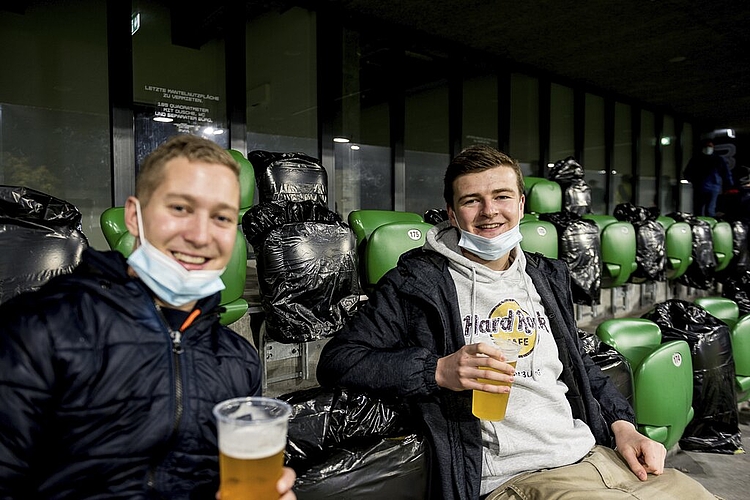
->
<box><xmin>485</xmin><ymin>445</ymin><xmax>717</xmax><ymax>500</ymax></box>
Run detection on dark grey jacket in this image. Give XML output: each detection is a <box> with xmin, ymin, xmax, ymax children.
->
<box><xmin>317</xmin><ymin>248</ymin><xmax>635</xmax><ymax>500</ymax></box>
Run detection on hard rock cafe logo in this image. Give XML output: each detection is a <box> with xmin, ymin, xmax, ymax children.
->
<box><xmin>463</xmin><ymin>299</ymin><xmax>548</xmax><ymax>358</ymax></box>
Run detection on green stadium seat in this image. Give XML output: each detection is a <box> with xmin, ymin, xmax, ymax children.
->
<box><xmin>524</xmin><ymin>176</ymin><xmax>562</xmax><ymax>215</ymax></box>
<box><xmin>583</xmin><ymin>214</ymin><xmax>637</xmax><ymax>288</ymax></box>
<box><xmin>519</xmin><ymin>219</ymin><xmax>558</xmax><ymax>259</ymax></box>
<box><xmin>347</xmin><ymin>209</ymin><xmax>424</xmax><ymax>248</ymax></box>
<box><xmin>596</xmin><ymin>318</ymin><xmax>694</xmax><ymax>450</ymax></box>
<box><xmin>364</xmin><ymin>221</ymin><xmax>432</xmax><ymax>288</ymax></box>
<box><xmin>656</xmin><ymin>216</ymin><xmax>693</xmax><ymax>281</ymax></box>
<box><xmin>694</xmin><ymin>296</ymin><xmax>739</xmax><ymax>329</ymax></box>
<box><xmin>730</xmin><ymin>314</ymin><xmax>750</xmax><ymax>402</ymax></box>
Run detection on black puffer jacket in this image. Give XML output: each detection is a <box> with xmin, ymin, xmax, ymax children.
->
<box><xmin>318</xmin><ymin>248</ymin><xmax>635</xmax><ymax>500</ymax></box>
<box><xmin>0</xmin><ymin>249</ymin><xmax>262</xmax><ymax>499</ymax></box>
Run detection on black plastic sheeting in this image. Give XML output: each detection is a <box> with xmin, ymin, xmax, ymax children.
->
<box><xmin>642</xmin><ymin>300</ymin><xmax>742</xmax><ymax>454</ymax></box>
<box><xmin>279</xmin><ymin>387</ymin><xmax>427</xmax><ymax>499</ymax></box>
<box><xmin>0</xmin><ymin>186</ymin><xmax>88</xmax><ymax>304</ymax></box>
<box><xmin>248</xmin><ymin>150</ymin><xmax>329</xmax><ymax>206</ymax></box>
<box><xmin>242</xmin><ymin>200</ymin><xmax>361</xmax><ymax>343</ymax></box>
<box><xmin>668</xmin><ymin>212</ymin><xmax>716</xmax><ymax>289</ymax></box>
<box><xmin>424</xmin><ymin>208</ymin><xmax>448</xmax><ymax>225</ymax></box>
<box><xmin>539</xmin><ymin>211</ymin><xmax>601</xmax><ymax>305</ymax></box>
<box><xmin>578</xmin><ymin>329</ymin><xmax>634</xmax><ymax>406</ymax></box>
<box><xmin>722</xmin><ymin>270</ymin><xmax>750</xmax><ymax>316</ymax></box>
<box><xmin>613</xmin><ymin>203</ymin><xmax>666</xmax><ymax>282</ymax></box>
<box><xmin>548</xmin><ymin>157</ymin><xmax>592</xmax><ymax>215</ymax></box>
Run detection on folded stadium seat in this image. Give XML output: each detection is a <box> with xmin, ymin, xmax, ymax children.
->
<box><xmin>347</xmin><ymin>209</ymin><xmax>424</xmax><ymax>249</ymax></box>
<box><xmin>596</xmin><ymin>318</ymin><xmax>694</xmax><ymax>450</ymax></box>
<box><xmin>363</xmin><ymin>221</ymin><xmax>433</xmax><ymax>289</ymax></box>
<box><xmin>519</xmin><ymin>219</ymin><xmax>558</xmax><ymax>258</ymax></box>
<box><xmin>694</xmin><ymin>296</ymin><xmax>740</xmax><ymax>329</ymax></box>
<box><xmin>656</xmin><ymin>216</ymin><xmax>693</xmax><ymax>281</ymax></box>
<box><xmin>730</xmin><ymin>314</ymin><xmax>750</xmax><ymax>401</ymax></box>
<box><xmin>582</xmin><ymin>214</ymin><xmax>637</xmax><ymax>288</ymax></box>
<box><xmin>697</xmin><ymin>216</ymin><xmax>733</xmax><ymax>272</ymax></box>
<box><xmin>99</xmin><ymin>149</ymin><xmax>255</xmax><ymax>326</ymax></box>
<box><xmin>524</xmin><ymin>176</ymin><xmax>562</xmax><ymax>215</ymax></box>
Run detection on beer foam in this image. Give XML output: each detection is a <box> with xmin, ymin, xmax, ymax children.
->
<box><xmin>218</xmin><ymin>424</ymin><xmax>286</xmax><ymax>460</ymax></box>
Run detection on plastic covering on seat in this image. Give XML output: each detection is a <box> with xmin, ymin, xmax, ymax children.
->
<box><xmin>519</xmin><ymin>219</ymin><xmax>558</xmax><ymax>258</ymax></box>
<box><xmin>279</xmin><ymin>387</ymin><xmax>427</xmax><ymax>499</ymax></box>
<box><xmin>540</xmin><ymin>211</ymin><xmax>601</xmax><ymax>306</ymax></box>
<box><xmin>547</xmin><ymin>157</ymin><xmax>592</xmax><ymax>215</ymax></box>
<box><xmin>596</xmin><ymin>318</ymin><xmax>693</xmax><ymax>450</ymax></box>
<box><xmin>0</xmin><ymin>186</ymin><xmax>88</xmax><ymax>304</ymax></box>
<box><xmin>249</xmin><ymin>150</ymin><xmax>328</xmax><ymax>205</ymax></box>
<box><xmin>613</xmin><ymin>203</ymin><xmax>666</xmax><ymax>283</ymax></box>
<box><xmin>578</xmin><ymin>329</ymin><xmax>633</xmax><ymax>406</ymax></box>
<box><xmin>668</xmin><ymin>213</ymin><xmax>716</xmax><ymax>289</ymax></box>
<box><xmin>583</xmin><ymin>214</ymin><xmax>638</xmax><ymax>288</ymax></box>
<box><xmin>642</xmin><ymin>299</ymin><xmax>742</xmax><ymax>453</ymax></box>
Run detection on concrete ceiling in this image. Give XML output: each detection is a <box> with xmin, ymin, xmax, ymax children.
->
<box><xmin>319</xmin><ymin>0</ymin><xmax>750</xmax><ymax>134</ymax></box>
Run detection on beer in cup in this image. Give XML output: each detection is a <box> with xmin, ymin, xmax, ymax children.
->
<box><xmin>213</xmin><ymin>396</ymin><xmax>293</xmax><ymax>500</ymax></box>
<box><xmin>472</xmin><ymin>337</ymin><xmax>521</xmax><ymax>421</ymax></box>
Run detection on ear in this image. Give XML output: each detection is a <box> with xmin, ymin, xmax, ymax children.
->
<box><xmin>519</xmin><ymin>194</ymin><xmax>526</xmax><ymax>214</ymax></box>
<box><xmin>446</xmin><ymin>204</ymin><xmax>458</xmax><ymax>227</ymax></box>
<box><xmin>124</xmin><ymin>196</ymin><xmax>140</xmax><ymax>238</ymax></box>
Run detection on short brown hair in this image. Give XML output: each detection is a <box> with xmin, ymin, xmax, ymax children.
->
<box><xmin>443</xmin><ymin>145</ymin><xmax>524</xmax><ymax>207</ymax></box>
<box><xmin>136</xmin><ymin>135</ymin><xmax>240</xmax><ymax>206</ymax></box>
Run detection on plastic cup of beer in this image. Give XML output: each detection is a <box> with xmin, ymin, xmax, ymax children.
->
<box><xmin>213</xmin><ymin>396</ymin><xmax>293</xmax><ymax>500</ymax></box>
<box><xmin>472</xmin><ymin>337</ymin><xmax>521</xmax><ymax>421</ymax></box>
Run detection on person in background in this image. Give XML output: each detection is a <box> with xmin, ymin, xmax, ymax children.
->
<box><xmin>0</xmin><ymin>135</ymin><xmax>295</xmax><ymax>499</ymax></box>
<box><xmin>684</xmin><ymin>138</ymin><xmax>733</xmax><ymax>217</ymax></box>
<box><xmin>318</xmin><ymin>145</ymin><xmax>717</xmax><ymax>500</ymax></box>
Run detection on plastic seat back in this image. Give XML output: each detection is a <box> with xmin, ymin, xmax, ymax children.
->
<box><xmin>347</xmin><ymin>209</ymin><xmax>424</xmax><ymax>248</ymax></box>
<box><xmin>584</xmin><ymin>214</ymin><xmax>637</xmax><ymax>288</ymax></box>
<box><xmin>694</xmin><ymin>296</ymin><xmax>739</xmax><ymax>328</ymax></box>
<box><xmin>596</xmin><ymin>318</ymin><xmax>662</xmax><ymax>369</ymax></box>
<box><xmin>227</xmin><ymin>149</ymin><xmax>256</xmax><ymax>219</ymax></box>
<box><xmin>519</xmin><ymin>219</ymin><xmax>558</xmax><ymax>259</ymax></box>
<box><xmin>658</xmin><ymin>218</ymin><xmax>692</xmax><ymax>280</ymax></box>
<box><xmin>525</xmin><ymin>176</ymin><xmax>562</xmax><ymax>214</ymax></box>
<box><xmin>731</xmin><ymin>315</ymin><xmax>750</xmax><ymax>401</ymax></box>
<box><xmin>711</xmin><ymin>221</ymin><xmax>734</xmax><ymax>272</ymax></box>
<box><xmin>364</xmin><ymin>221</ymin><xmax>432</xmax><ymax>288</ymax></box>
<box><xmin>633</xmin><ymin>340</ymin><xmax>694</xmax><ymax>450</ymax></box>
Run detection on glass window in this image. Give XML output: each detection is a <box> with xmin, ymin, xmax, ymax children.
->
<box><xmin>612</xmin><ymin>102</ymin><xmax>633</xmax><ymax>208</ymax></box>
<box><xmin>637</xmin><ymin>110</ymin><xmax>656</xmax><ymax>208</ymax></box>
<box><xmin>660</xmin><ymin>115</ymin><xmax>677</xmax><ymax>214</ymax></box>
<box><xmin>549</xmin><ymin>83</ymin><xmax>574</xmax><ymax>164</ymax></box>
<box><xmin>334</xmin><ymin>27</ymin><xmax>392</xmax><ymax>218</ymax></box>
<box><xmin>584</xmin><ymin>93</ymin><xmax>606</xmax><ymax>214</ymax></box>
<box><xmin>132</xmin><ymin>1</ymin><xmax>228</xmax><ymax>167</ymax></box>
<box><xmin>0</xmin><ymin>1</ymin><xmax>110</xmax><ymax>249</ymax></box>
<box><xmin>680</xmin><ymin>122</ymin><xmax>694</xmax><ymax>212</ymax></box>
<box><xmin>404</xmin><ymin>51</ymin><xmax>449</xmax><ymax>216</ymax></box>
<box><xmin>509</xmin><ymin>73</ymin><xmax>539</xmax><ymax>177</ymax></box>
<box><xmin>463</xmin><ymin>74</ymin><xmax>498</xmax><ymax>149</ymax></box>
<box><xmin>245</xmin><ymin>7</ymin><xmax>318</xmax><ymax>156</ymax></box>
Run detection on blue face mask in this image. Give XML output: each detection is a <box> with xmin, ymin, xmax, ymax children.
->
<box><xmin>456</xmin><ymin>219</ymin><xmax>523</xmax><ymax>261</ymax></box>
<box><xmin>127</xmin><ymin>199</ymin><xmax>226</xmax><ymax>307</ymax></box>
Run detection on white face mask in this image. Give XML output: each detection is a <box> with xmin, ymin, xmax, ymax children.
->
<box><xmin>456</xmin><ymin>218</ymin><xmax>523</xmax><ymax>261</ymax></box>
<box><xmin>702</xmin><ymin>147</ymin><xmax>714</xmax><ymax>155</ymax></box>
<box><xmin>127</xmin><ymin>199</ymin><xmax>226</xmax><ymax>307</ymax></box>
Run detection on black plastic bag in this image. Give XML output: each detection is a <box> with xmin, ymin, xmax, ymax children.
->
<box><xmin>668</xmin><ymin>212</ymin><xmax>716</xmax><ymax>289</ymax></box>
<box><xmin>578</xmin><ymin>329</ymin><xmax>633</xmax><ymax>406</ymax></box>
<box><xmin>548</xmin><ymin>156</ymin><xmax>585</xmax><ymax>183</ymax></box>
<box><xmin>642</xmin><ymin>299</ymin><xmax>742</xmax><ymax>454</ymax></box>
<box><xmin>423</xmin><ymin>208</ymin><xmax>448</xmax><ymax>225</ymax></box>
<box><xmin>0</xmin><ymin>186</ymin><xmax>88</xmax><ymax>304</ymax></box>
<box><xmin>722</xmin><ymin>270</ymin><xmax>750</xmax><ymax>316</ymax></box>
<box><xmin>548</xmin><ymin>157</ymin><xmax>592</xmax><ymax>215</ymax></box>
<box><xmin>248</xmin><ymin>150</ymin><xmax>328</xmax><ymax>205</ymax></box>
<box><xmin>540</xmin><ymin>211</ymin><xmax>601</xmax><ymax>305</ymax></box>
<box><xmin>279</xmin><ymin>387</ymin><xmax>427</xmax><ymax>499</ymax></box>
<box><xmin>613</xmin><ymin>203</ymin><xmax>666</xmax><ymax>282</ymax></box>
<box><xmin>242</xmin><ymin>200</ymin><xmax>361</xmax><ymax>343</ymax></box>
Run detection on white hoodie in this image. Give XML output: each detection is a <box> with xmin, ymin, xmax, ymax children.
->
<box><xmin>425</xmin><ymin>222</ymin><xmax>595</xmax><ymax>493</ymax></box>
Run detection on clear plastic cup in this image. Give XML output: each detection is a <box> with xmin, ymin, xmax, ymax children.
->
<box><xmin>471</xmin><ymin>337</ymin><xmax>522</xmax><ymax>421</ymax></box>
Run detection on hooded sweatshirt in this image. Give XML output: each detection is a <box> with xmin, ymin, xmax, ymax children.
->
<box><xmin>425</xmin><ymin>224</ymin><xmax>595</xmax><ymax>493</ymax></box>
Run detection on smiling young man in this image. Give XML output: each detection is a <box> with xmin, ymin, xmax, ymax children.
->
<box><xmin>318</xmin><ymin>145</ymin><xmax>715</xmax><ymax>500</ymax></box>
<box><xmin>0</xmin><ymin>135</ymin><xmax>295</xmax><ymax>499</ymax></box>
